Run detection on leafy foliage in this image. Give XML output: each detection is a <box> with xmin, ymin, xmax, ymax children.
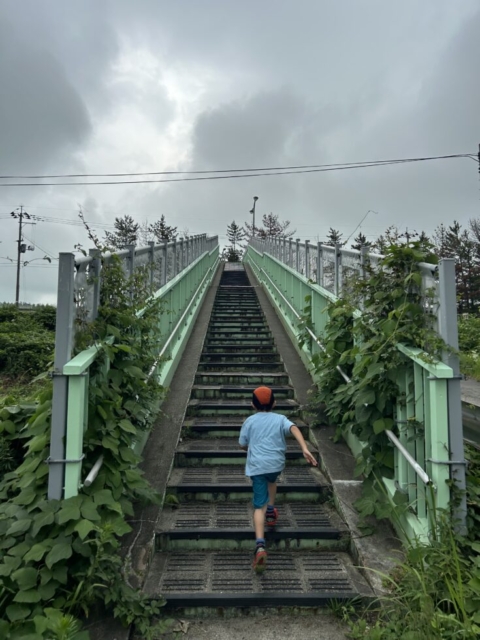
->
<box><xmin>0</xmin><ymin>256</ymin><xmax>168</xmax><ymax>638</ymax></box>
<box><xmin>303</xmin><ymin>242</ymin><xmax>441</xmax><ymax>521</ymax></box>
<box><xmin>104</xmin><ymin>215</ymin><xmax>140</xmax><ymax>249</ymax></box>
<box><xmin>244</xmin><ymin>212</ymin><xmax>296</xmax><ymax>240</ymax></box>
<box><xmin>345</xmin><ymin>445</ymin><xmax>480</xmax><ymax>639</ymax></box>
<box><xmin>0</xmin><ymin>305</ymin><xmax>55</xmax><ymax>378</ymax></box>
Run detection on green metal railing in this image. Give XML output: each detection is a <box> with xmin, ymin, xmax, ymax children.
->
<box><xmin>244</xmin><ymin>242</ymin><xmax>466</xmax><ymax>541</ymax></box>
<box><xmin>49</xmin><ymin>241</ymin><xmax>220</xmax><ymax>500</ymax></box>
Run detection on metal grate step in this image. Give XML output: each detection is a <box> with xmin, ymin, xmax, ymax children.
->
<box><xmin>144</xmin><ymin>551</ymin><xmax>372</xmax><ymax>607</ymax></box>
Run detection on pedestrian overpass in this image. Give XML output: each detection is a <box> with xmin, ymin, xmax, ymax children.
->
<box><xmin>46</xmin><ymin>232</ymin><xmax>466</xmax><ymax>615</ymax></box>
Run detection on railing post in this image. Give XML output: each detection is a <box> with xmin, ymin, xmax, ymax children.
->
<box><xmin>161</xmin><ymin>240</ymin><xmax>168</xmax><ymax>286</ymax></box>
<box><xmin>334</xmin><ymin>243</ymin><xmax>341</xmax><ymax>296</ymax></box>
<box><xmin>126</xmin><ymin>244</ymin><xmax>135</xmax><ymax>279</ymax></box>
<box><xmin>48</xmin><ymin>253</ymin><xmax>75</xmax><ymax>500</ymax></box>
<box><xmin>305</xmin><ymin>240</ymin><xmax>310</xmax><ymax>279</ymax></box>
<box><xmin>148</xmin><ymin>241</ymin><xmax>155</xmax><ymax>289</ymax></box>
<box><xmin>295</xmin><ymin>238</ymin><xmax>300</xmax><ymax>273</ymax></box>
<box><xmin>288</xmin><ymin>238</ymin><xmax>293</xmax><ymax>268</ymax></box>
<box><xmin>360</xmin><ymin>245</ymin><xmax>368</xmax><ymax>279</ymax></box>
<box><xmin>317</xmin><ymin>242</ymin><xmax>323</xmax><ymax>287</ymax></box>
<box><xmin>186</xmin><ymin>237</ymin><xmax>190</xmax><ymax>267</ymax></box>
<box><xmin>172</xmin><ymin>239</ymin><xmax>178</xmax><ymax>277</ymax></box>
<box><xmin>282</xmin><ymin>236</ymin><xmax>286</xmax><ymax>264</ymax></box>
<box><xmin>88</xmin><ymin>248</ymin><xmax>101</xmax><ymax>320</ymax></box>
<box><xmin>179</xmin><ymin>238</ymin><xmax>185</xmax><ymax>272</ymax></box>
<box><xmin>438</xmin><ymin>258</ymin><xmax>467</xmax><ymax>533</ymax></box>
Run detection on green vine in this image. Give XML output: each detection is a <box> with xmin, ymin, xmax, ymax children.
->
<box><xmin>303</xmin><ymin>242</ymin><xmax>443</xmax><ymax>521</ymax></box>
<box><xmin>0</xmin><ymin>254</ymin><xmax>170</xmax><ymax>639</ymax></box>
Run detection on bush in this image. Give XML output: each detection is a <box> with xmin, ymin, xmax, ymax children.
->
<box><xmin>458</xmin><ymin>315</ymin><xmax>480</xmax><ymax>353</ymax></box>
<box><xmin>0</xmin><ymin>305</ymin><xmax>55</xmax><ymax>378</ymax></box>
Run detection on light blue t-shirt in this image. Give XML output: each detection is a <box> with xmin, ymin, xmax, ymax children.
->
<box><xmin>239</xmin><ymin>412</ymin><xmax>295</xmax><ymax>477</ymax></box>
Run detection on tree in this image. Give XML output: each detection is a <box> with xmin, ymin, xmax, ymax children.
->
<box><xmin>149</xmin><ymin>215</ymin><xmax>178</xmax><ymax>242</ymax></box>
<box><xmin>372</xmin><ymin>225</ymin><xmax>402</xmax><ymax>253</ymax></box>
<box><xmin>433</xmin><ymin>220</ymin><xmax>480</xmax><ymax>314</ymax></box>
<box><xmin>324</xmin><ymin>228</ymin><xmax>343</xmax><ymax>247</ymax></box>
<box><xmin>351</xmin><ymin>232</ymin><xmax>371</xmax><ymax>251</ymax></box>
<box><xmin>222</xmin><ymin>246</ymin><xmax>242</xmax><ymax>262</ymax></box>
<box><xmin>104</xmin><ymin>215</ymin><xmax>139</xmax><ymax>249</ymax></box>
<box><xmin>226</xmin><ymin>220</ymin><xmax>245</xmax><ymax>252</ymax></box>
<box><xmin>244</xmin><ymin>213</ymin><xmax>296</xmax><ymax>240</ymax></box>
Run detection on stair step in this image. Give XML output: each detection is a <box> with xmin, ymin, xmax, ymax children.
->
<box><xmin>167</xmin><ymin>466</ymin><xmax>328</xmax><ymax>502</ymax></box>
<box><xmin>200</xmin><ymin>353</ymin><xmax>281</xmax><ymax>363</ymax></box>
<box><xmin>156</xmin><ymin>502</ymin><xmax>348</xmax><ymax>550</ymax></box>
<box><xmin>203</xmin><ymin>345</ymin><xmax>277</xmax><ymax>352</ymax></box>
<box><xmin>183</xmin><ymin>418</ymin><xmax>309</xmax><ymax>437</ymax></box>
<box><xmin>194</xmin><ymin>372</ymin><xmax>290</xmax><ymax>385</ymax></box>
<box><xmin>190</xmin><ymin>384</ymin><xmax>294</xmax><ymax>400</ymax></box>
<box><xmin>197</xmin><ymin>362</ymin><xmax>285</xmax><ymax>372</ymax></box>
<box><xmin>175</xmin><ymin>437</ymin><xmax>315</xmax><ymax>465</ymax></box>
<box><xmin>144</xmin><ymin>551</ymin><xmax>372</xmax><ymax>609</ymax></box>
<box><xmin>186</xmin><ymin>398</ymin><xmax>299</xmax><ymax>417</ymax></box>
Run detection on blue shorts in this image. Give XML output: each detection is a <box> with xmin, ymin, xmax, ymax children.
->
<box><xmin>251</xmin><ymin>472</ymin><xmax>280</xmax><ymax>509</ymax></box>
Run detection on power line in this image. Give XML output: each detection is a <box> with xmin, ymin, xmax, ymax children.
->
<box><xmin>0</xmin><ymin>153</ymin><xmax>474</xmax><ymax>187</ymax></box>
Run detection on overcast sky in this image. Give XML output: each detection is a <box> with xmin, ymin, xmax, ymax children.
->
<box><xmin>0</xmin><ymin>0</ymin><xmax>479</xmax><ymax>304</ymax></box>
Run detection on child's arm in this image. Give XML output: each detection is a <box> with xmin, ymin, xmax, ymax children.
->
<box><xmin>290</xmin><ymin>425</ymin><xmax>318</xmax><ymax>466</ymax></box>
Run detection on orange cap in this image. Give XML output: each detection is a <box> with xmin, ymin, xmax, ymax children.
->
<box><xmin>253</xmin><ymin>386</ymin><xmax>273</xmax><ymax>406</ymax></box>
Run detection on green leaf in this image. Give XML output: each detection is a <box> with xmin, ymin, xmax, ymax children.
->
<box><xmin>12</xmin><ymin>567</ymin><xmax>37</xmax><ymax>590</ymax></box>
<box><xmin>32</xmin><ymin>510</ymin><xmax>54</xmax><ymax>537</ymax></box>
<box><xmin>38</xmin><ymin>580</ymin><xmax>58</xmax><ymax>600</ymax></box>
<box><xmin>97</xmin><ymin>405</ymin><xmax>108</xmax><ymax>420</ymax></box>
<box><xmin>45</xmin><ymin>542</ymin><xmax>72</xmax><ymax>569</ymax></box>
<box><xmin>6</xmin><ymin>519</ymin><xmax>31</xmax><ymax>536</ymax></box>
<box><xmin>102</xmin><ymin>434</ymin><xmax>119</xmax><ymax>454</ymax></box>
<box><xmin>52</xmin><ymin>565</ymin><xmax>68</xmax><ymax>584</ymax></box>
<box><xmin>94</xmin><ymin>489</ymin><xmax>115</xmax><ymax>506</ymax></box>
<box><xmin>373</xmin><ymin>418</ymin><xmax>386</xmax><ymax>434</ymax></box>
<box><xmin>119</xmin><ymin>418</ymin><xmax>136</xmax><ymax>434</ymax></box>
<box><xmin>357</xmin><ymin>387</ymin><xmax>375</xmax><ymax>405</ymax></box>
<box><xmin>6</xmin><ymin>604</ymin><xmax>31</xmax><ymax>621</ymax></box>
<box><xmin>57</xmin><ymin>501</ymin><xmax>81</xmax><ymax>525</ymax></box>
<box><xmin>24</xmin><ymin>542</ymin><xmax>50</xmax><ymax>563</ymax></box>
<box><xmin>74</xmin><ymin>519</ymin><xmax>96</xmax><ymax>540</ymax></box>
<box><xmin>80</xmin><ymin>499</ymin><xmax>101</xmax><ymax>521</ymax></box>
<box><xmin>12</xmin><ymin>486</ymin><xmax>37</xmax><ymax>506</ymax></box>
<box><xmin>13</xmin><ymin>589</ymin><xmax>41</xmax><ymax>603</ymax></box>
<box><xmin>124</xmin><ymin>365</ymin><xmax>146</xmax><ymax>379</ymax></box>
<box><xmin>0</xmin><ymin>555</ymin><xmax>21</xmax><ymax>575</ymax></box>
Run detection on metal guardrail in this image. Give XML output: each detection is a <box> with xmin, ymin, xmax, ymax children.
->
<box><xmin>245</xmin><ymin>241</ymin><xmax>466</xmax><ymax>540</ymax></box>
<box><xmin>48</xmin><ymin>236</ymin><xmax>219</xmax><ymax>500</ymax></box>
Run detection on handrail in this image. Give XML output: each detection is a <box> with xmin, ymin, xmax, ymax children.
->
<box><xmin>84</xmin><ymin>455</ymin><xmax>104</xmax><ymax>487</ymax></box>
<box><xmin>385</xmin><ymin>431</ymin><xmax>431</xmax><ymax>485</ymax></box>
<box><xmin>148</xmin><ymin>255</ymin><xmax>219</xmax><ymax>378</ymax></box>
<box><xmin>247</xmin><ymin>249</ymin><xmax>434</xmax><ymax>486</ymax></box>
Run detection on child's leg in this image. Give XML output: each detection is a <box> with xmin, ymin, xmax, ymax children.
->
<box><xmin>267</xmin><ymin>481</ymin><xmax>277</xmax><ymax>507</ymax></box>
<box><xmin>254</xmin><ymin>504</ymin><xmax>268</xmax><ymax>539</ymax></box>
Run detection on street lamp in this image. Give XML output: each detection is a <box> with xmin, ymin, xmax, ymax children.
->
<box><xmin>250</xmin><ymin>196</ymin><xmax>259</xmax><ymax>237</ymax></box>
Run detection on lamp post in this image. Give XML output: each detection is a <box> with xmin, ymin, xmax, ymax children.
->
<box><xmin>250</xmin><ymin>196</ymin><xmax>259</xmax><ymax>236</ymax></box>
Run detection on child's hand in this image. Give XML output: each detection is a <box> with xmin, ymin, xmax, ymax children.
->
<box><xmin>302</xmin><ymin>448</ymin><xmax>318</xmax><ymax>466</ymax></box>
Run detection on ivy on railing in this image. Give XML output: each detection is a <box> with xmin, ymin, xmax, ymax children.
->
<box><xmin>302</xmin><ymin>242</ymin><xmax>444</xmax><ymax>523</ymax></box>
<box><xmin>0</xmin><ymin>256</ymin><xmax>172</xmax><ymax>639</ymax></box>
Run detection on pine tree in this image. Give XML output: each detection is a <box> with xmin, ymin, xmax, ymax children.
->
<box><xmin>324</xmin><ymin>228</ymin><xmax>343</xmax><ymax>246</ymax></box>
<box><xmin>104</xmin><ymin>215</ymin><xmax>139</xmax><ymax>249</ymax></box>
<box><xmin>372</xmin><ymin>225</ymin><xmax>402</xmax><ymax>253</ymax></box>
<box><xmin>149</xmin><ymin>215</ymin><xmax>178</xmax><ymax>242</ymax></box>
<box><xmin>226</xmin><ymin>220</ymin><xmax>245</xmax><ymax>251</ymax></box>
<box><xmin>244</xmin><ymin>213</ymin><xmax>295</xmax><ymax>240</ymax></box>
<box><xmin>351</xmin><ymin>232</ymin><xmax>371</xmax><ymax>251</ymax></box>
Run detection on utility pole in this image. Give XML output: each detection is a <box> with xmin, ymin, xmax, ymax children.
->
<box><xmin>10</xmin><ymin>206</ymin><xmax>31</xmax><ymax>305</ymax></box>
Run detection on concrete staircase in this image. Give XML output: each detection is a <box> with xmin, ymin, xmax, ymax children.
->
<box><xmin>144</xmin><ymin>265</ymin><xmax>372</xmax><ymax>612</ymax></box>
